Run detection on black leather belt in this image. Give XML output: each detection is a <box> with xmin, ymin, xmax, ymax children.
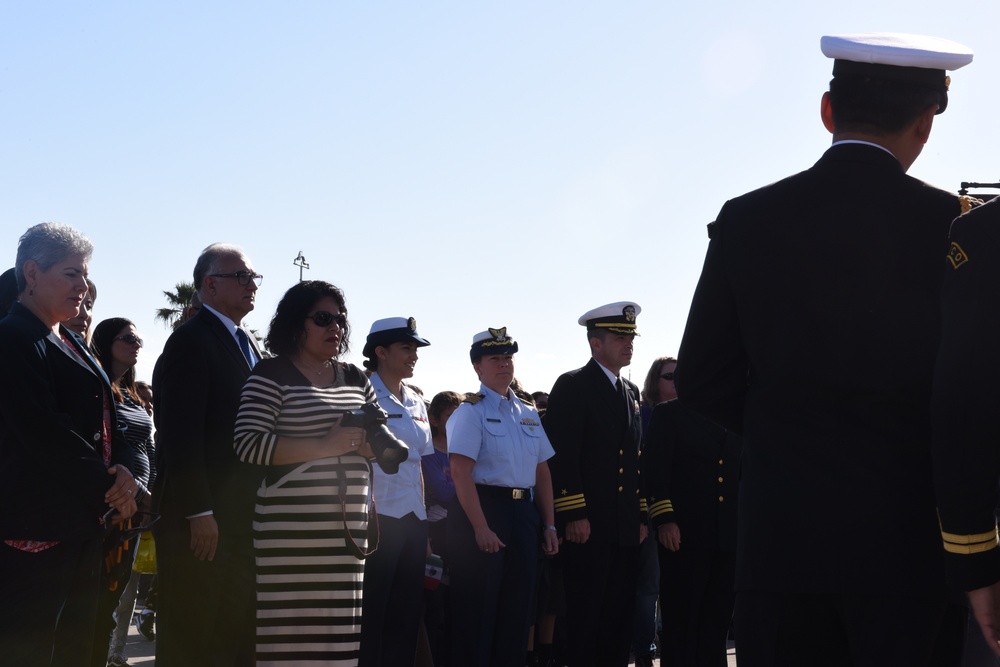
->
<box><xmin>476</xmin><ymin>484</ymin><xmax>531</xmax><ymax>501</ymax></box>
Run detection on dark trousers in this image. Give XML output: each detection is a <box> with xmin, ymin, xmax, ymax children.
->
<box><xmin>631</xmin><ymin>534</ymin><xmax>660</xmax><ymax>656</ymax></box>
<box><xmin>448</xmin><ymin>492</ymin><xmax>540</xmax><ymax>667</ymax></box>
<box><xmin>153</xmin><ymin>515</ymin><xmax>256</xmax><ymax>667</ymax></box>
<box><xmin>0</xmin><ymin>539</ymin><xmax>103</xmax><ymax>667</ymax></box>
<box><xmin>734</xmin><ymin>590</ymin><xmax>957</xmax><ymax>667</ymax></box>
<box><xmin>561</xmin><ymin>539</ymin><xmax>640</xmax><ymax>667</ymax></box>
<box><xmin>658</xmin><ymin>546</ymin><xmax>734</xmax><ymax>667</ymax></box>
<box><xmin>359</xmin><ymin>512</ymin><xmax>428</xmax><ymax>667</ymax></box>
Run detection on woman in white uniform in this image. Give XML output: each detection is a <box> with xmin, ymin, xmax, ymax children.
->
<box><xmin>358</xmin><ymin>317</ymin><xmax>434</xmax><ymax>667</ymax></box>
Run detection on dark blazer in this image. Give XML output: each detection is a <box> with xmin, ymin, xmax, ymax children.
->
<box><xmin>151</xmin><ymin>307</ymin><xmax>264</xmax><ymax>533</ymax></box>
<box><xmin>545</xmin><ymin>357</ymin><xmax>643</xmax><ymax>545</ymax></box>
<box><xmin>643</xmin><ymin>399</ymin><xmax>740</xmax><ymax>551</ymax></box>
<box><xmin>933</xmin><ymin>198</ymin><xmax>1000</xmax><ymax>591</ymax></box>
<box><xmin>676</xmin><ymin>143</ymin><xmax>962</xmax><ymax>598</ymax></box>
<box><xmin>0</xmin><ymin>302</ymin><xmax>134</xmax><ymax>541</ymax></box>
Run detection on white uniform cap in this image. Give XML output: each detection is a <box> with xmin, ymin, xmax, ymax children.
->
<box><xmin>821</xmin><ymin>33</ymin><xmax>973</xmax><ymax>70</ymax></box>
<box><xmin>578</xmin><ymin>301</ymin><xmax>641</xmax><ymax>335</ymax></box>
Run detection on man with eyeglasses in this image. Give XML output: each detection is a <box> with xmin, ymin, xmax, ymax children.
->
<box><xmin>152</xmin><ymin>242</ymin><xmax>265</xmax><ymax>667</ymax></box>
<box><xmin>675</xmin><ymin>33</ymin><xmax>974</xmax><ymax>664</ymax></box>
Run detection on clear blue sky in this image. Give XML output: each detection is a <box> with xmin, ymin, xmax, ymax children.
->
<box><xmin>3</xmin><ymin>1</ymin><xmax>998</xmax><ymax>397</ymax></box>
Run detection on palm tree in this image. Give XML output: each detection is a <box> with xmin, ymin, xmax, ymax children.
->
<box><xmin>156</xmin><ymin>281</ymin><xmax>196</xmax><ymax>330</ymax></box>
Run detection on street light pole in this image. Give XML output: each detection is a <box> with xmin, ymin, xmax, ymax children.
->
<box><xmin>293</xmin><ymin>251</ymin><xmax>310</xmax><ymax>282</ymax></box>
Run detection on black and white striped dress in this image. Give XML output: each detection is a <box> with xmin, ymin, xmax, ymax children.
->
<box><xmin>234</xmin><ymin>356</ymin><xmax>374</xmax><ymax>667</ymax></box>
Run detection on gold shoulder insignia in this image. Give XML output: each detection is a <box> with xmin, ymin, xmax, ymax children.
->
<box><xmin>959</xmin><ymin>195</ymin><xmax>984</xmax><ymax>215</ymax></box>
<box><xmin>948</xmin><ymin>241</ymin><xmax>969</xmax><ymax>269</ymax></box>
<box><xmin>463</xmin><ymin>393</ymin><xmax>485</xmax><ymax>405</ymax></box>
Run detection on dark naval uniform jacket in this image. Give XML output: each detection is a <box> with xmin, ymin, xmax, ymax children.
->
<box><xmin>545</xmin><ymin>357</ymin><xmax>644</xmax><ymax>544</ymax></box>
<box><xmin>933</xmin><ymin>197</ymin><xmax>1000</xmax><ymax>592</ymax></box>
<box><xmin>676</xmin><ymin>142</ymin><xmax>962</xmax><ymax>599</ymax></box>
<box><xmin>643</xmin><ymin>399</ymin><xmax>740</xmax><ymax>551</ymax></box>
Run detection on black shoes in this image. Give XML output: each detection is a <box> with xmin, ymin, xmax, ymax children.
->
<box><xmin>134</xmin><ymin>609</ymin><xmax>155</xmax><ymax>641</ymax></box>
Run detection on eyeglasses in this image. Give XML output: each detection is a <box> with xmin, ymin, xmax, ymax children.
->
<box><xmin>210</xmin><ymin>271</ymin><xmax>263</xmax><ymax>287</ymax></box>
<box><xmin>114</xmin><ymin>334</ymin><xmax>144</xmax><ymax>347</ymax></box>
<box><xmin>660</xmin><ymin>372</ymin><xmax>675</xmax><ymax>381</ymax></box>
<box><xmin>307</xmin><ymin>311</ymin><xmax>347</xmax><ymax>328</ymax></box>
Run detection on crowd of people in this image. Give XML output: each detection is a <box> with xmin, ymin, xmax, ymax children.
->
<box><xmin>6</xmin><ymin>28</ymin><xmax>1000</xmax><ymax>667</ymax></box>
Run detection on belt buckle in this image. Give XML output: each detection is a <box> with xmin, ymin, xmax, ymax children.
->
<box><xmin>511</xmin><ymin>488</ymin><xmax>525</xmax><ymax>500</ymax></box>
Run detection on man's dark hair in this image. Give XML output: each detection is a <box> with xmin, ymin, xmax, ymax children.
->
<box><xmin>828</xmin><ymin>74</ymin><xmax>943</xmax><ymax>136</ymax></box>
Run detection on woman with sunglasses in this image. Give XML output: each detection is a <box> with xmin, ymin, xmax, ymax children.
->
<box><xmin>233</xmin><ymin>280</ymin><xmax>376</xmax><ymax>667</ymax></box>
<box><xmin>358</xmin><ymin>317</ymin><xmax>433</xmax><ymax>667</ymax></box>
<box><xmin>642</xmin><ymin>357</ymin><xmax>741</xmax><ymax>666</ymax></box>
<box><xmin>89</xmin><ymin>318</ymin><xmax>156</xmax><ymax>667</ymax></box>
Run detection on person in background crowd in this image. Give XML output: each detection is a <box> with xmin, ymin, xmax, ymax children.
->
<box><xmin>675</xmin><ymin>33</ymin><xmax>974</xmax><ymax>665</ymax></box>
<box><xmin>447</xmin><ymin>327</ymin><xmax>558</xmax><ymax>666</ymax></box>
<box><xmin>531</xmin><ymin>392</ymin><xmax>549</xmax><ymax>416</ymax></box>
<box><xmin>545</xmin><ymin>302</ymin><xmax>646</xmax><ymax>667</ymax></box>
<box><xmin>359</xmin><ymin>317</ymin><xmax>434</xmax><ymax>667</ymax></box>
<box><xmin>0</xmin><ymin>267</ymin><xmax>18</xmax><ymax>316</ymax></box>
<box><xmin>629</xmin><ymin>355</ymin><xmax>678</xmax><ymax>667</ymax></box>
<box><xmin>233</xmin><ymin>280</ymin><xmax>378</xmax><ymax>666</ymax></box>
<box><xmin>152</xmin><ymin>243</ymin><xmax>264</xmax><ymax>667</ymax></box>
<box><xmin>422</xmin><ymin>390</ymin><xmax>462</xmax><ymax>667</ymax></box>
<box><xmin>0</xmin><ymin>222</ymin><xmax>138</xmax><ymax>667</ymax></box>
<box><xmin>90</xmin><ymin>318</ymin><xmax>157</xmax><ymax>667</ymax></box>
<box><xmin>64</xmin><ymin>278</ymin><xmax>97</xmax><ymax>343</ymax></box>
<box><xmin>644</xmin><ymin>359</ymin><xmax>740</xmax><ymax>667</ymax></box>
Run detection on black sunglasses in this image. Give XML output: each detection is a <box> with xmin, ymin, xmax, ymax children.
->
<box><xmin>660</xmin><ymin>372</ymin><xmax>675</xmax><ymax>381</ymax></box>
<box><xmin>307</xmin><ymin>311</ymin><xmax>347</xmax><ymax>328</ymax></box>
<box><xmin>114</xmin><ymin>334</ymin><xmax>144</xmax><ymax>347</ymax></box>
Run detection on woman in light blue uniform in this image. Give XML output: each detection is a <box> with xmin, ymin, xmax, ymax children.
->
<box><xmin>359</xmin><ymin>317</ymin><xmax>434</xmax><ymax>667</ymax></box>
<box><xmin>446</xmin><ymin>327</ymin><xmax>558</xmax><ymax>667</ymax></box>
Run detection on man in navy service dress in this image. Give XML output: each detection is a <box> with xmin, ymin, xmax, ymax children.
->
<box><xmin>675</xmin><ymin>33</ymin><xmax>973</xmax><ymax>666</ymax></box>
<box><xmin>545</xmin><ymin>301</ymin><xmax>646</xmax><ymax>667</ymax></box>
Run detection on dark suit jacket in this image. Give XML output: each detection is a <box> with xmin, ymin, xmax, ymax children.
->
<box><xmin>933</xmin><ymin>198</ymin><xmax>1000</xmax><ymax>591</ymax></box>
<box><xmin>643</xmin><ymin>399</ymin><xmax>740</xmax><ymax>551</ymax></box>
<box><xmin>545</xmin><ymin>357</ymin><xmax>643</xmax><ymax>545</ymax></box>
<box><xmin>676</xmin><ymin>143</ymin><xmax>961</xmax><ymax>597</ymax></box>
<box><xmin>151</xmin><ymin>308</ymin><xmax>264</xmax><ymax>535</ymax></box>
<box><xmin>0</xmin><ymin>302</ymin><xmax>134</xmax><ymax>541</ymax></box>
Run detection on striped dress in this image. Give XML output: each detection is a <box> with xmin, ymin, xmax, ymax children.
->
<box><xmin>233</xmin><ymin>356</ymin><xmax>374</xmax><ymax>667</ymax></box>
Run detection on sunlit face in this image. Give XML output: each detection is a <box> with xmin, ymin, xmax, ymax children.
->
<box><xmin>64</xmin><ymin>288</ymin><xmax>95</xmax><ymax>337</ymax></box>
<box><xmin>592</xmin><ymin>333</ymin><xmax>635</xmax><ymax>372</ymax></box>
<box><xmin>378</xmin><ymin>341</ymin><xmax>419</xmax><ymax>380</ymax></box>
<box><xmin>204</xmin><ymin>253</ymin><xmax>257</xmax><ymax>322</ymax></box>
<box><xmin>25</xmin><ymin>253</ymin><xmax>90</xmax><ymax>329</ymax></box>
<box><xmin>111</xmin><ymin>324</ymin><xmax>142</xmax><ymax>373</ymax></box>
<box><xmin>474</xmin><ymin>354</ymin><xmax>515</xmax><ymax>394</ymax></box>
<box><xmin>658</xmin><ymin>360</ymin><xmax>677</xmax><ymax>402</ymax></box>
<box><xmin>298</xmin><ymin>296</ymin><xmax>344</xmax><ymax>363</ymax></box>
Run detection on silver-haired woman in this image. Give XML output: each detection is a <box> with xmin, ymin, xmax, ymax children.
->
<box><xmin>0</xmin><ymin>223</ymin><xmax>138</xmax><ymax>667</ymax></box>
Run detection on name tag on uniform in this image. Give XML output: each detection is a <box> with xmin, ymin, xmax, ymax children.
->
<box><xmin>486</xmin><ymin>418</ymin><xmax>501</xmax><ymax>423</ymax></box>
<box><xmin>387</xmin><ymin>413</ymin><xmax>404</xmax><ymax>419</ymax></box>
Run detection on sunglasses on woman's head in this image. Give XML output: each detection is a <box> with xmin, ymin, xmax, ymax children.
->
<box><xmin>306</xmin><ymin>311</ymin><xmax>347</xmax><ymax>328</ymax></box>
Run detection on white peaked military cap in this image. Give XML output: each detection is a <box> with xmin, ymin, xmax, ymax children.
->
<box><xmin>578</xmin><ymin>302</ymin><xmax>641</xmax><ymax>335</ymax></box>
<box><xmin>821</xmin><ymin>32</ymin><xmax>973</xmax><ymax>114</ymax></box>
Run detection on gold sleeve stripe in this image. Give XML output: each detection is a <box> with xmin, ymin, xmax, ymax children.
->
<box><xmin>554</xmin><ymin>494</ymin><xmax>586</xmax><ymax>512</ymax></box>
<box><xmin>649</xmin><ymin>499</ymin><xmax>674</xmax><ymax>519</ymax></box>
<box><xmin>639</xmin><ymin>499</ymin><xmax>648</xmax><ymax>512</ymax></box>
<box><xmin>941</xmin><ymin>527</ymin><xmax>999</xmax><ymax>555</ymax></box>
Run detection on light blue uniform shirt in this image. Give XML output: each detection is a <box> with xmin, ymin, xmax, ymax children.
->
<box><xmin>370</xmin><ymin>372</ymin><xmax>433</xmax><ymax>520</ymax></box>
<box><xmin>446</xmin><ymin>383</ymin><xmax>554</xmax><ymax>489</ymax></box>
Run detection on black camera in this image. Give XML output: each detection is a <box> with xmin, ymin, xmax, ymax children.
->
<box><xmin>340</xmin><ymin>402</ymin><xmax>410</xmax><ymax>474</ymax></box>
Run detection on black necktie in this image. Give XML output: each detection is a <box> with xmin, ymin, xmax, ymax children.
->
<box><xmin>236</xmin><ymin>328</ymin><xmax>256</xmax><ymax>369</ymax></box>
